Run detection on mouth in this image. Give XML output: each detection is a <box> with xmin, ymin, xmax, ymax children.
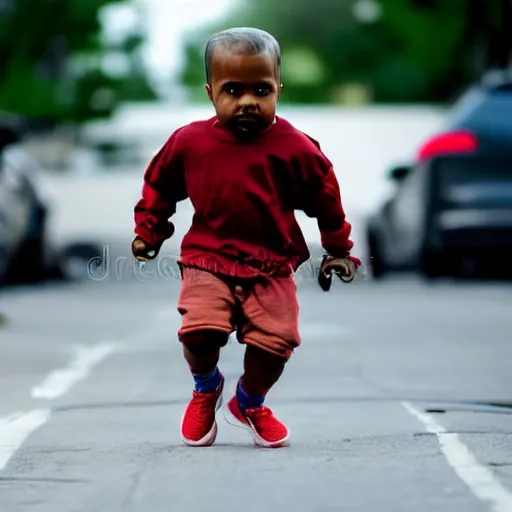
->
<box><xmin>233</xmin><ymin>114</ymin><xmax>263</xmax><ymax>131</ymax></box>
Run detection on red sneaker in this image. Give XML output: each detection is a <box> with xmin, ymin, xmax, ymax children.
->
<box><xmin>180</xmin><ymin>376</ymin><xmax>224</xmax><ymax>447</ymax></box>
<box><xmin>224</xmin><ymin>396</ymin><xmax>289</xmax><ymax>448</ymax></box>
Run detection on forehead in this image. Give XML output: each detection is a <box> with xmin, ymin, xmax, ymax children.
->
<box><xmin>210</xmin><ymin>49</ymin><xmax>277</xmax><ymax>84</ymax></box>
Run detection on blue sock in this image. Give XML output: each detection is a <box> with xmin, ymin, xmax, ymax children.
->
<box><xmin>236</xmin><ymin>379</ymin><xmax>264</xmax><ymax>412</ymax></box>
<box><xmin>193</xmin><ymin>367</ymin><xmax>221</xmax><ymax>393</ymax></box>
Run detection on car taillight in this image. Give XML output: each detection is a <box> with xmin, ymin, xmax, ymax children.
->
<box><xmin>417</xmin><ymin>130</ymin><xmax>478</xmax><ymax>161</ymax></box>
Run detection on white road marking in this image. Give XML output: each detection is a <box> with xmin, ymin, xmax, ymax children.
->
<box><xmin>31</xmin><ymin>342</ymin><xmax>119</xmax><ymax>400</ymax></box>
<box><xmin>0</xmin><ymin>409</ymin><xmax>51</xmax><ymax>471</ymax></box>
<box><xmin>402</xmin><ymin>401</ymin><xmax>512</xmax><ymax>512</ymax></box>
<box><xmin>1</xmin><ymin>311</ymin><xmax>166</xmax><ymax>472</ymax></box>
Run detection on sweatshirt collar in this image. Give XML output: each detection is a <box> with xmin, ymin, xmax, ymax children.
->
<box><xmin>210</xmin><ymin>116</ymin><xmax>279</xmax><ymax>143</ymax></box>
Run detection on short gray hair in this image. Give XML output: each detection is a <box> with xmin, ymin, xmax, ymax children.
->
<box><xmin>204</xmin><ymin>27</ymin><xmax>281</xmax><ymax>83</ymax></box>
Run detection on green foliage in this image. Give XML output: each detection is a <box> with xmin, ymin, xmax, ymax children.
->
<box><xmin>178</xmin><ymin>0</ymin><xmax>504</xmax><ymax>104</ymax></box>
<box><xmin>0</xmin><ymin>0</ymin><xmax>156</xmax><ymax>124</ymax></box>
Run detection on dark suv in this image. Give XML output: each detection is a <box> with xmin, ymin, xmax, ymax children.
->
<box><xmin>366</xmin><ymin>73</ymin><xmax>512</xmax><ymax>279</ymax></box>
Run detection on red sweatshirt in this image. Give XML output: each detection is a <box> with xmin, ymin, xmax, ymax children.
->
<box><xmin>134</xmin><ymin>116</ymin><xmax>358</xmax><ymax>277</ymax></box>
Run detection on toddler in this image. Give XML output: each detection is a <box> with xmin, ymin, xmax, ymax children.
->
<box><xmin>132</xmin><ymin>27</ymin><xmax>360</xmax><ymax>448</ymax></box>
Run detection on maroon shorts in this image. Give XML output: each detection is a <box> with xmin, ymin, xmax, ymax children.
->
<box><xmin>177</xmin><ymin>266</ymin><xmax>300</xmax><ymax>360</ymax></box>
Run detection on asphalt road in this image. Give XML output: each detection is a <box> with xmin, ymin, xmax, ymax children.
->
<box><xmin>1</xmin><ymin>272</ymin><xmax>512</xmax><ymax>512</ymax></box>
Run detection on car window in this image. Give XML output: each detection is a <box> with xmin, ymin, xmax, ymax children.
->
<box><xmin>446</xmin><ymin>88</ymin><xmax>482</xmax><ymax>123</ymax></box>
<box><xmin>447</xmin><ymin>88</ymin><xmax>512</xmax><ymax>135</ymax></box>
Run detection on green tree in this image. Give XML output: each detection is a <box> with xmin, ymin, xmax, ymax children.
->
<box><xmin>179</xmin><ymin>0</ymin><xmax>359</xmax><ymax>103</ymax></box>
<box><xmin>0</xmin><ymin>0</ymin><xmax>157</xmax><ymax>125</ymax></box>
<box><xmin>178</xmin><ymin>0</ymin><xmax>507</xmax><ymax>104</ymax></box>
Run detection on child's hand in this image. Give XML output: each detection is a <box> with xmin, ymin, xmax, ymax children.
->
<box><xmin>318</xmin><ymin>255</ymin><xmax>360</xmax><ymax>291</ymax></box>
<box><xmin>132</xmin><ymin>238</ymin><xmax>158</xmax><ymax>261</ymax></box>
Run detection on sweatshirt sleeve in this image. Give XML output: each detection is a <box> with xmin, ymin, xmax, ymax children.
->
<box><xmin>134</xmin><ymin>129</ymin><xmax>188</xmax><ymax>247</ymax></box>
<box><xmin>299</xmin><ymin>147</ymin><xmax>356</xmax><ymax>259</ymax></box>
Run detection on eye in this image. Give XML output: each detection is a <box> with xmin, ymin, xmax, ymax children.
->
<box><xmin>256</xmin><ymin>87</ymin><xmax>270</xmax><ymax>96</ymax></box>
<box><xmin>224</xmin><ymin>85</ymin><xmax>241</xmax><ymax>96</ymax></box>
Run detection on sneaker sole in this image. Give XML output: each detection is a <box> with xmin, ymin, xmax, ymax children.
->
<box><xmin>222</xmin><ymin>403</ymin><xmax>289</xmax><ymax>448</ymax></box>
<box><xmin>180</xmin><ymin>383</ymin><xmax>224</xmax><ymax>447</ymax></box>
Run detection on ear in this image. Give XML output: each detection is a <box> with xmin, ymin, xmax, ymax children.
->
<box><xmin>205</xmin><ymin>83</ymin><xmax>213</xmax><ymax>103</ymax></box>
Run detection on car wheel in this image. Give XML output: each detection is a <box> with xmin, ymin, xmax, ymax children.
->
<box><xmin>8</xmin><ymin>236</ymin><xmax>46</xmax><ymax>284</ymax></box>
<box><xmin>59</xmin><ymin>243</ymin><xmax>103</xmax><ymax>282</ymax></box>
<box><xmin>419</xmin><ymin>247</ymin><xmax>444</xmax><ymax>280</ymax></box>
<box><xmin>367</xmin><ymin>231</ymin><xmax>387</xmax><ymax>279</ymax></box>
<box><xmin>0</xmin><ymin>246</ymin><xmax>10</xmax><ymax>285</ymax></box>
<box><xmin>453</xmin><ymin>253</ymin><xmax>479</xmax><ymax>280</ymax></box>
<box><xmin>8</xmin><ymin>205</ymin><xmax>47</xmax><ymax>284</ymax></box>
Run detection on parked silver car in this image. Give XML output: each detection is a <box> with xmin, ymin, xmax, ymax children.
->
<box><xmin>0</xmin><ymin>122</ymin><xmax>55</xmax><ymax>284</ymax></box>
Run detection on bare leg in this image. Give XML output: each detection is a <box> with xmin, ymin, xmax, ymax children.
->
<box><xmin>181</xmin><ymin>330</ymin><xmax>228</xmax><ymax>375</ymax></box>
<box><xmin>225</xmin><ymin>344</ymin><xmax>290</xmax><ymax>448</ymax></box>
<box><xmin>240</xmin><ymin>344</ymin><xmax>286</xmax><ymax>398</ymax></box>
<box><xmin>179</xmin><ymin>330</ymin><xmax>228</xmax><ymax>446</ymax></box>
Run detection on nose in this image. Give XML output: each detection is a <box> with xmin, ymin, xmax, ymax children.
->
<box><xmin>238</xmin><ymin>93</ymin><xmax>259</xmax><ymax>112</ymax></box>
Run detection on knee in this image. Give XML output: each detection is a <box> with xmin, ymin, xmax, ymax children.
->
<box><xmin>242</xmin><ymin>334</ymin><xmax>296</xmax><ymax>362</ymax></box>
<box><xmin>180</xmin><ymin>329</ymin><xmax>229</xmax><ymax>354</ymax></box>
<box><xmin>245</xmin><ymin>344</ymin><xmax>289</xmax><ymax>367</ymax></box>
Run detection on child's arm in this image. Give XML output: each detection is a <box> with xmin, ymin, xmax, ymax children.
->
<box><xmin>299</xmin><ymin>149</ymin><xmax>361</xmax><ymax>290</ymax></box>
<box><xmin>300</xmin><ymin>151</ymin><xmax>359</xmax><ymax>264</ymax></box>
<box><xmin>133</xmin><ymin>130</ymin><xmax>187</xmax><ymax>260</ymax></box>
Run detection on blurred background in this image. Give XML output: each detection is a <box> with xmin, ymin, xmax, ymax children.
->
<box><xmin>3</xmin><ymin>2</ymin><xmax>512</xmax><ymax>503</ymax></box>
<box><xmin>1</xmin><ymin>0</ymin><xmax>512</xmax><ymax>285</ymax></box>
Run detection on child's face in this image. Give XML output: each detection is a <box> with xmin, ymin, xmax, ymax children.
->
<box><xmin>206</xmin><ymin>48</ymin><xmax>282</xmax><ymax>137</ymax></box>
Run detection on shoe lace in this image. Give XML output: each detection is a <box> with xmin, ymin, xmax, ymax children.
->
<box><xmin>245</xmin><ymin>405</ymin><xmax>272</xmax><ymax>420</ymax></box>
<box><xmin>192</xmin><ymin>390</ymin><xmax>216</xmax><ymax>414</ymax></box>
